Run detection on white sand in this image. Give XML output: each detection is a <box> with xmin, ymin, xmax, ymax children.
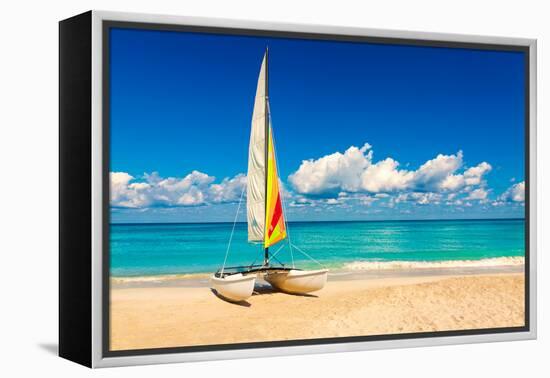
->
<box><xmin>110</xmin><ymin>272</ymin><xmax>525</xmax><ymax>351</ymax></box>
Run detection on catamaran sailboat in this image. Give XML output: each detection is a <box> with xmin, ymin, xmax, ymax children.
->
<box><xmin>211</xmin><ymin>49</ymin><xmax>328</xmax><ymax>302</ymax></box>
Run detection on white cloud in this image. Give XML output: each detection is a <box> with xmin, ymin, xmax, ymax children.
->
<box><xmin>157</xmin><ymin>170</ymin><xmax>214</xmax><ymax>193</ymax></box>
<box><xmin>447</xmin><ymin>192</ymin><xmax>458</xmax><ymax>200</ymax></box>
<box><xmin>500</xmin><ymin>181</ymin><xmax>525</xmax><ymax>202</ymax></box>
<box><xmin>112</xmin><ymin>143</ymin><xmax>509</xmax><ymax>214</ymax></box>
<box><xmin>413</xmin><ymin>192</ymin><xmax>442</xmax><ymax>205</ymax></box>
<box><xmin>409</xmin><ymin>192</ymin><xmax>442</xmax><ymax>205</ymax></box>
<box><xmin>208</xmin><ymin>174</ymin><xmax>247</xmax><ymax>203</ymax></box>
<box><xmin>110</xmin><ymin>172</ymin><xmax>152</xmax><ymax>208</ymax></box>
<box><xmin>464</xmin><ymin>162</ymin><xmax>492</xmax><ymax>186</ymax></box>
<box><xmin>466</xmin><ymin>188</ymin><xmax>488</xmax><ymax>201</ymax></box>
<box><xmin>357</xmin><ymin>195</ymin><xmax>378</xmax><ymax>206</ymax></box>
<box><xmin>414</xmin><ymin>151</ymin><xmax>463</xmax><ymax>191</ymax></box>
<box><xmin>391</xmin><ymin>191</ymin><xmax>442</xmax><ymax>206</ymax></box>
<box><xmin>288</xmin><ymin>143</ymin><xmax>371</xmax><ymax>195</ymax></box>
<box><xmin>440</xmin><ymin>174</ymin><xmax>464</xmax><ymax>191</ymax></box>
<box><xmin>110</xmin><ymin>170</ymin><xmax>246</xmax><ymax>208</ymax></box>
<box><xmin>288</xmin><ymin>195</ymin><xmax>316</xmax><ymax>208</ymax></box>
<box><xmin>177</xmin><ymin>188</ymin><xmax>205</xmax><ymax>206</ymax></box>
<box><xmin>426</xmin><ymin>158</ymin><xmax>492</xmax><ymax>192</ymax></box>
<box><xmin>111</xmin><ymin>172</ymin><xmax>134</xmax><ymax>202</ymax></box>
<box><xmin>446</xmin><ymin>199</ymin><xmax>463</xmax><ymax>206</ymax></box>
<box><xmin>289</xmin><ymin>143</ymin><xmax>491</xmax><ymax>198</ymax></box>
<box><xmin>360</xmin><ymin>157</ymin><xmax>414</xmax><ymax>192</ymax></box>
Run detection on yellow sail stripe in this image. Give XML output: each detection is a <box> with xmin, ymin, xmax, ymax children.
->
<box><xmin>264</xmin><ymin>127</ymin><xmax>287</xmax><ymax>248</ymax></box>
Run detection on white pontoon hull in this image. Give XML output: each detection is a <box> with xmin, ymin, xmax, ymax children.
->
<box><xmin>265</xmin><ymin>269</ymin><xmax>328</xmax><ymax>294</ymax></box>
<box><xmin>210</xmin><ymin>273</ymin><xmax>256</xmax><ymax>302</ymax></box>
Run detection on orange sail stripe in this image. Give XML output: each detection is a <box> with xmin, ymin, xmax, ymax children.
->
<box><xmin>264</xmin><ymin>126</ymin><xmax>287</xmax><ymax>248</ymax></box>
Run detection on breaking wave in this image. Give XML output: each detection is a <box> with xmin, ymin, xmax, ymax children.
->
<box><xmin>342</xmin><ymin>256</ymin><xmax>525</xmax><ymax>271</ymax></box>
<box><xmin>111</xmin><ymin>273</ymin><xmax>210</xmax><ymax>284</ymax></box>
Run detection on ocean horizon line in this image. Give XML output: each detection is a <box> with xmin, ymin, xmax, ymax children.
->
<box><xmin>110</xmin><ymin>217</ymin><xmax>525</xmax><ymax>226</ymax></box>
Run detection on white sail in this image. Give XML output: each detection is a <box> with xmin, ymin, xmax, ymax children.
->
<box><xmin>247</xmin><ymin>52</ymin><xmax>267</xmax><ymax>242</ymax></box>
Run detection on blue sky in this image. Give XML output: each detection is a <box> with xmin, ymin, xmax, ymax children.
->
<box><xmin>109</xmin><ymin>27</ymin><xmax>526</xmax><ymax>223</ymax></box>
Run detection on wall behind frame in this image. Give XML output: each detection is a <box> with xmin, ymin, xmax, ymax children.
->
<box><xmin>0</xmin><ymin>1</ymin><xmax>542</xmax><ymax>376</ymax></box>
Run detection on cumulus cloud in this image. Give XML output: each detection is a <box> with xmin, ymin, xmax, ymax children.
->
<box><xmin>500</xmin><ymin>181</ymin><xmax>525</xmax><ymax>202</ymax></box>
<box><xmin>392</xmin><ymin>192</ymin><xmax>442</xmax><ymax>206</ymax></box>
<box><xmin>441</xmin><ymin>162</ymin><xmax>491</xmax><ymax>190</ymax></box>
<box><xmin>414</xmin><ymin>151</ymin><xmax>463</xmax><ymax>191</ymax></box>
<box><xmin>288</xmin><ymin>197</ymin><xmax>314</xmax><ymax>208</ymax></box>
<box><xmin>110</xmin><ymin>170</ymin><xmax>246</xmax><ymax>208</ymax></box>
<box><xmin>360</xmin><ymin>157</ymin><xmax>414</xmax><ymax>192</ymax></box>
<box><xmin>288</xmin><ymin>143</ymin><xmax>491</xmax><ymax>197</ymax></box>
<box><xmin>463</xmin><ymin>162</ymin><xmax>492</xmax><ymax>186</ymax></box>
<box><xmin>208</xmin><ymin>174</ymin><xmax>247</xmax><ymax>203</ymax></box>
<box><xmin>110</xmin><ymin>172</ymin><xmax>152</xmax><ymax>208</ymax></box>
<box><xmin>466</xmin><ymin>188</ymin><xmax>488</xmax><ymax>201</ymax></box>
<box><xmin>111</xmin><ymin>143</ymin><xmax>516</xmax><ymax>214</ymax></box>
<box><xmin>439</xmin><ymin>174</ymin><xmax>464</xmax><ymax>191</ymax></box>
<box><xmin>288</xmin><ymin>143</ymin><xmax>372</xmax><ymax>195</ymax></box>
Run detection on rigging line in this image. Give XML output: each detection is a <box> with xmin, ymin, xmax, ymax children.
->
<box><xmin>290</xmin><ymin>243</ymin><xmax>326</xmax><ymax>269</ymax></box>
<box><xmin>279</xmin><ymin>187</ymin><xmax>295</xmax><ymax>269</ymax></box>
<box><xmin>250</xmin><ymin>243</ymin><xmax>286</xmax><ymax>268</ymax></box>
<box><xmin>268</xmin><ymin>101</ymin><xmax>295</xmax><ymax>269</ymax></box>
<box><xmin>249</xmin><ymin>243</ymin><xmax>267</xmax><ymax>268</ymax></box>
<box><xmin>220</xmin><ymin>184</ymin><xmax>246</xmax><ymax>276</ymax></box>
<box><xmin>268</xmin><ymin>243</ymin><xmax>286</xmax><ymax>260</ymax></box>
<box><xmin>270</xmin><ymin>254</ymin><xmax>286</xmax><ymax>267</ymax></box>
<box><xmin>250</xmin><ymin>244</ymin><xmax>285</xmax><ymax>266</ymax></box>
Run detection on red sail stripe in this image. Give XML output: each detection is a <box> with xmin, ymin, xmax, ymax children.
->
<box><xmin>268</xmin><ymin>193</ymin><xmax>283</xmax><ymax>238</ymax></box>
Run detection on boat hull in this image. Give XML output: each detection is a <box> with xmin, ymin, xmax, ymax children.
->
<box><xmin>210</xmin><ymin>273</ymin><xmax>256</xmax><ymax>302</ymax></box>
<box><xmin>265</xmin><ymin>269</ymin><xmax>328</xmax><ymax>294</ymax></box>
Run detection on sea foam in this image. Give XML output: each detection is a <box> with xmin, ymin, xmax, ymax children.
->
<box><xmin>111</xmin><ymin>273</ymin><xmax>210</xmax><ymax>284</ymax></box>
<box><xmin>342</xmin><ymin>256</ymin><xmax>525</xmax><ymax>271</ymax></box>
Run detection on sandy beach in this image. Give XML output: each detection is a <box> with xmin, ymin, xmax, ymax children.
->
<box><xmin>109</xmin><ymin>267</ymin><xmax>525</xmax><ymax>351</ymax></box>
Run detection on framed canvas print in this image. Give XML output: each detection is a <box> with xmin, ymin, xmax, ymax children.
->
<box><xmin>59</xmin><ymin>10</ymin><xmax>537</xmax><ymax>368</ymax></box>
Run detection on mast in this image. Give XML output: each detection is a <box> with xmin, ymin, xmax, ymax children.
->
<box><xmin>264</xmin><ymin>46</ymin><xmax>269</xmax><ymax>266</ymax></box>
<box><xmin>247</xmin><ymin>48</ymin><xmax>285</xmax><ymax>265</ymax></box>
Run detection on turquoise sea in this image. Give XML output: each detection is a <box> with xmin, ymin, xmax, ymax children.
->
<box><xmin>110</xmin><ymin>219</ymin><xmax>525</xmax><ymax>277</ymax></box>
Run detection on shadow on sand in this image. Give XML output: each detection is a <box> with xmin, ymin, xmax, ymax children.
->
<box><xmin>253</xmin><ymin>282</ymin><xmax>319</xmax><ymax>298</ymax></box>
<box><xmin>210</xmin><ymin>288</ymin><xmax>251</xmax><ymax>307</ymax></box>
<box><xmin>211</xmin><ymin>283</ymin><xmax>318</xmax><ymax>307</ymax></box>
